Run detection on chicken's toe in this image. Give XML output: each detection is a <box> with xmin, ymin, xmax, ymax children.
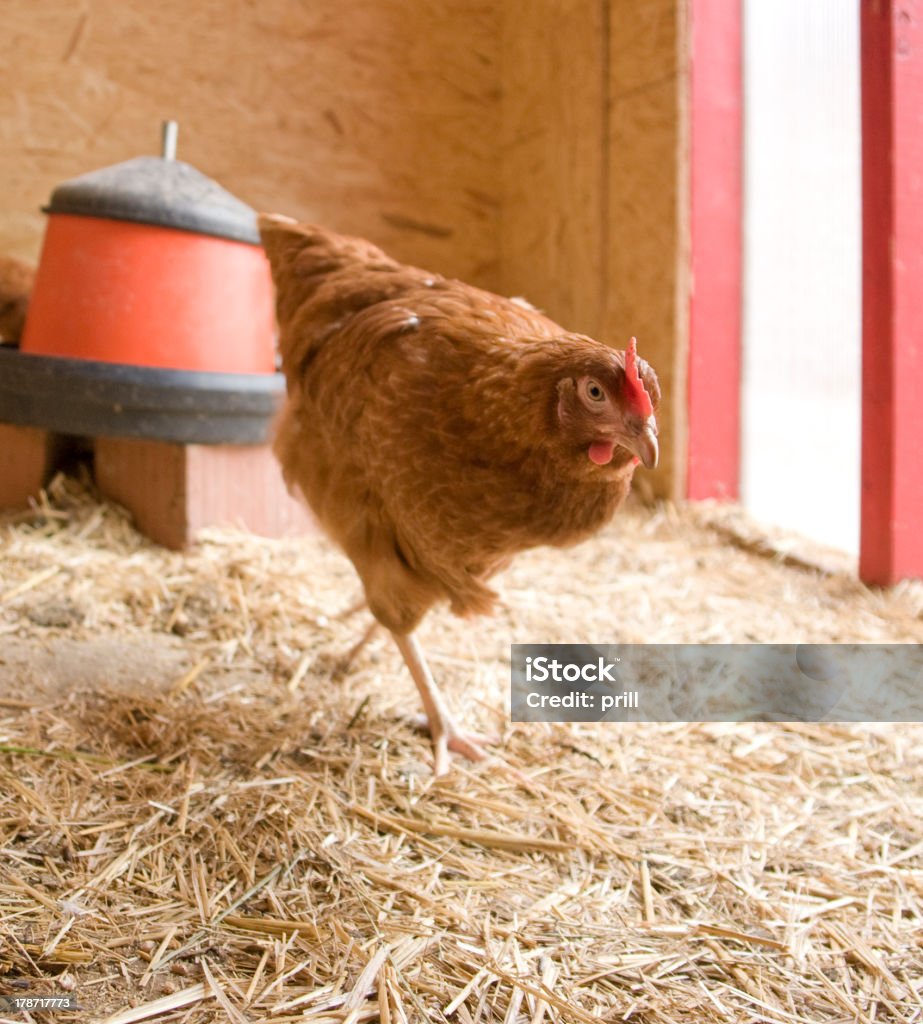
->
<box><xmin>436</xmin><ymin>736</ymin><xmax>486</xmax><ymax>776</ymax></box>
<box><xmin>391</xmin><ymin>631</ymin><xmax>505</xmax><ymax>774</ymax></box>
<box><xmin>405</xmin><ymin>712</ymin><xmax>496</xmax><ymax>773</ymax></box>
<box><xmin>434</xmin><ymin>722</ymin><xmax>531</xmax><ymax>784</ymax></box>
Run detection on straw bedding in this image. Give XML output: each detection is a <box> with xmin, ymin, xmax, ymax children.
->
<box><xmin>1</xmin><ymin>475</ymin><xmax>921</xmax><ymax>1023</ymax></box>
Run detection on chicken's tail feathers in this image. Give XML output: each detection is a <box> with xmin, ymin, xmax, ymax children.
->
<box><xmin>258</xmin><ymin>213</ymin><xmax>298</xmax><ymax>228</ymax></box>
<box><xmin>258</xmin><ymin>214</ymin><xmax>335</xmax><ymax>275</ymax></box>
<box><xmin>258</xmin><ymin>214</ymin><xmax>393</xmax><ymax>276</ymax></box>
<box><xmin>257</xmin><ymin>213</ymin><xmax>299</xmax><ymax>250</ymax></box>
<box><xmin>258</xmin><ymin>214</ymin><xmax>401</xmax><ymax>338</ymax></box>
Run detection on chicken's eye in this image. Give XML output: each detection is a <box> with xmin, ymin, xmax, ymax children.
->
<box><xmin>585</xmin><ymin>380</ymin><xmax>605</xmax><ymax>402</ymax></box>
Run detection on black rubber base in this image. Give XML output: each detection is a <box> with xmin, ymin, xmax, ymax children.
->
<box><xmin>0</xmin><ymin>347</ymin><xmax>285</xmax><ymax>445</ymax></box>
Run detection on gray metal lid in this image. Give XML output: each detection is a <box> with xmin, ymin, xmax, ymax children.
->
<box><xmin>43</xmin><ymin>123</ymin><xmax>260</xmax><ymax>245</ymax></box>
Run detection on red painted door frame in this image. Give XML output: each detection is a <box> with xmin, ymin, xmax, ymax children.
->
<box><xmin>688</xmin><ymin>1</ymin><xmax>922</xmax><ymax>584</ymax></box>
<box><xmin>686</xmin><ymin>0</ymin><xmax>743</xmax><ymax>501</ymax></box>
<box><xmin>860</xmin><ymin>0</ymin><xmax>923</xmax><ymax>585</ymax></box>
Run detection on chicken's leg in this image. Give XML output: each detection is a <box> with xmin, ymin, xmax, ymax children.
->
<box><xmin>339</xmin><ymin>618</ymin><xmax>380</xmax><ymax>670</ymax></box>
<box><xmin>391</xmin><ymin>632</ymin><xmax>493</xmax><ymax>775</ymax></box>
<box><xmin>335</xmin><ymin>596</ymin><xmax>369</xmax><ymax>621</ymax></box>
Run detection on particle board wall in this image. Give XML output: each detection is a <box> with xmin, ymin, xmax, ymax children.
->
<box><xmin>499</xmin><ymin>2</ymin><xmax>608</xmax><ymax>337</ymax></box>
<box><xmin>2</xmin><ymin>1</ymin><xmax>687</xmax><ymax>497</ymax></box>
<box><xmin>500</xmin><ymin>0</ymin><xmax>688</xmax><ymax>498</ymax></box>
<box><xmin>607</xmin><ymin>0</ymin><xmax>689</xmax><ymax>499</ymax></box>
<box><xmin>0</xmin><ymin>0</ymin><xmax>501</xmax><ymax>284</ymax></box>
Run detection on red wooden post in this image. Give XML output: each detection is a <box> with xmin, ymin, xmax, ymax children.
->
<box><xmin>686</xmin><ymin>0</ymin><xmax>743</xmax><ymax>500</ymax></box>
<box><xmin>860</xmin><ymin>0</ymin><xmax>923</xmax><ymax>585</ymax></box>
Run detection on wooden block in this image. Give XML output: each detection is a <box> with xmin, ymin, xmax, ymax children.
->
<box><xmin>94</xmin><ymin>437</ymin><xmax>315</xmax><ymax>550</ymax></box>
<box><xmin>184</xmin><ymin>444</ymin><xmax>316</xmax><ymax>541</ymax></box>
<box><xmin>0</xmin><ymin>424</ymin><xmax>52</xmax><ymax>509</ymax></box>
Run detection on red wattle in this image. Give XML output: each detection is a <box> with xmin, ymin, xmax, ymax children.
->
<box><xmin>588</xmin><ymin>441</ymin><xmax>614</xmax><ymax>465</ymax></box>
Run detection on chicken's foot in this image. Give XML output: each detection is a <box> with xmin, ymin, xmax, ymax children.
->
<box><xmin>391</xmin><ymin>631</ymin><xmax>493</xmax><ymax>775</ymax></box>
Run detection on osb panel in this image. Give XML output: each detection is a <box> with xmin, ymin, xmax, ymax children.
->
<box><xmin>606</xmin><ymin>0</ymin><xmax>688</xmax><ymax>498</ymax></box>
<box><xmin>0</xmin><ymin>1</ymin><xmax>500</xmax><ymax>284</ymax></box>
<box><xmin>500</xmin><ymin>0</ymin><xmax>687</xmax><ymax>498</ymax></box>
<box><xmin>3</xmin><ymin>1</ymin><xmax>687</xmax><ymax>495</ymax></box>
<box><xmin>499</xmin><ymin>0</ymin><xmax>607</xmax><ymax>337</ymax></box>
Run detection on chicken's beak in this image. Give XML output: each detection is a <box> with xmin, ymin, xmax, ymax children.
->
<box><xmin>622</xmin><ymin>417</ymin><xmax>659</xmax><ymax>470</ymax></box>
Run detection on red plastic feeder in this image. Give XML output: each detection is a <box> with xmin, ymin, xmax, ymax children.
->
<box><xmin>22</xmin><ymin>121</ymin><xmax>275</xmax><ymax>373</ymax></box>
<box><xmin>0</xmin><ymin>123</ymin><xmax>311</xmax><ymax>547</ymax></box>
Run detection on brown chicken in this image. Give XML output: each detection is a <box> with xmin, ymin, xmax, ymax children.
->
<box><xmin>259</xmin><ymin>216</ymin><xmax>660</xmax><ymax>773</ymax></box>
<box><xmin>0</xmin><ymin>255</ymin><xmax>35</xmax><ymax>344</ymax></box>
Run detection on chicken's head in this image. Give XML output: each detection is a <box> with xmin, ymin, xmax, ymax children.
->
<box><xmin>555</xmin><ymin>337</ymin><xmax>660</xmax><ymax>470</ymax></box>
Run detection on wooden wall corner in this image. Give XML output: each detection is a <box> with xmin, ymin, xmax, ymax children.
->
<box><xmin>500</xmin><ymin>0</ymin><xmax>689</xmax><ymax>501</ymax></box>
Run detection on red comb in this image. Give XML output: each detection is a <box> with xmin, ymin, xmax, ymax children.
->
<box><xmin>624</xmin><ymin>337</ymin><xmax>653</xmax><ymax>418</ymax></box>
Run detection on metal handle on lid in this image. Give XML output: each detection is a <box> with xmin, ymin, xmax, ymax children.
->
<box><xmin>161</xmin><ymin>120</ymin><xmax>178</xmax><ymax>161</ymax></box>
